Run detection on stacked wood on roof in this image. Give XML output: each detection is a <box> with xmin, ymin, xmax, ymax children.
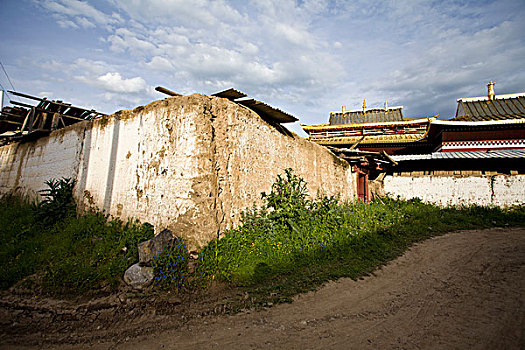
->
<box><xmin>0</xmin><ymin>91</ymin><xmax>105</xmax><ymax>144</ymax></box>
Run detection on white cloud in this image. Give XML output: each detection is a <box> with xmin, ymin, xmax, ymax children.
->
<box><xmin>72</xmin><ymin>58</ymin><xmax>110</xmax><ymax>76</ymax></box>
<box><xmin>108</xmin><ymin>0</ymin><xmax>244</xmax><ymax>28</ymax></box>
<box><xmin>39</xmin><ymin>0</ymin><xmax>119</xmax><ymax>27</ymax></box>
<box><xmin>57</xmin><ymin>20</ymin><xmax>78</xmax><ymax>29</ymax></box>
<box><xmin>106</xmin><ymin>28</ymin><xmax>159</xmax><ymax>57</ymax></box>
<box><xmin>75</xmin><ymin>17</ymin><xmax>96</xmax><ymax>29</ymax></box>
<box><xmin>96</xmin><ymin>72</ymin><xmax>148</xmax><ymax>94</ymax></box>
<box><xmin>145</xmin><ymin>56</ymin><xmax>174</xmax><ymax>72</ymax></box>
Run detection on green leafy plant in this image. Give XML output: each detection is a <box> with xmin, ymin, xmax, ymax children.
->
<box><xmin>262</xmin><ymin>168</ymin><xmax>309</xmax><ymax>213</ymax></box>
<box><xmin>35</xmin><ymin>177</ymin><xmax>76</xmax><ymax>225</ymax></box>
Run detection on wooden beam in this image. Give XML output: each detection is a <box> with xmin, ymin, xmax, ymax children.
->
<box><xmin>9</xmin><ymin>90</ymin><xmax>106</xmax><ymax>115</ymax></box>
<box><xmin>59</xmin><ymin>114</ymin><xmax>86</xmax><ymax>121</ymax></box>
<box><xmin>0</xmin><ymin>119</ymin><xmax>23</xmax><ymax>125</ymax></box>
<box><xmin>155</xmin><ymin>86</ymin><xmax>182</xmax><ymax>97</ymax></box>
<box><xmin>0</xmin><ymin>111</ymin><xmax>25</xmax><ymax>119</ymax></box>
<box><xmin>11</xmin><ymin>101</ymin><xmax>34</xmax><ymax>108</ymax></box>
<box><xmin>7</xmin><ymin>90</ymin><xmax>43</xmax><ymax>101</ymax></box>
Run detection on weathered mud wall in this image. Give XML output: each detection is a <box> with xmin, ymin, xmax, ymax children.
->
<box><xmin>0</xmin><ymin>94</ymin><xmax>355</xmax><ymax>248</ymax></box>
<box><xmin>383</xmin><ymin>174</ymin><xmax>525</xmax><ymax>207</ymax></box>
<box><xmin>0</xmin><ymin>124</ymin><xmax>85</xmax><ymax>197</ymax></box>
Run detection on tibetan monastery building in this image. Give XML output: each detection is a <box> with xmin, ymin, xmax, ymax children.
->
<box><xmin>301</xmin><ymin>100</ymin><xmax>436</xmax><ymax>155</ymax></box>
<box><xmin>392</xmin><ymin>82</ymin><xmax>525</xmax><ymax>174</ymax></box>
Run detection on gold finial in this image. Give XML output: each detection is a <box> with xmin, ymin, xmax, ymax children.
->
<box><xmin>362</xmin><ymin>99</ymin><xmax>366</xmax><ymax>112</ymax></box>
<box><xmin>342</xmin><ymin>105</ymin><xmax>346</xmax><ymax>114</ymax></box>
<box><xmin>487</xmin><ymin>81</ymin><xmax>495</xmax><ymax>100</ymax></box>
<box><xmin>384</xmin><ymin>100</ymin><xmax>388</xmax><ymax>111</ymax></box>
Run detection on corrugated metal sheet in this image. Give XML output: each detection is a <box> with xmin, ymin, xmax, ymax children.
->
<box><xmin>454</xmin><ymin>95</ymin><xmax>525</xmax><ymax>121</ymax></box>
<box><xmin>329</xmin><ymin>107</ymin><xmax>403</xmax><ymax>125</ymax></box>
<box><xmin>210</xmin><ymin>88</ymin><xmax>297</xmax><ymax>124</ymax></box>
<box><xmin>237</xmin><ymin>99</ymin><xmax>298</xmax><ymax>123</ymax></box>
<box><xmin>392</xmin><ymin>149</ymin><xmax>525</xmax><ymax>162</ymax></box>
<box><xmin>211</xmin><ymin>88</ymin><xmax>247</xmax><ymax>100</ymax></box>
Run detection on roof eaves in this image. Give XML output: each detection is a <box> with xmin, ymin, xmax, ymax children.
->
<box><xmin>302</xmin><ymin>116</ymin><xmax>435</xmax><ymax>131</ymax></box>
<box><xmin>431</xmin><ymin>118</ymin><xmax>525</xmax><ymax>127</ymax></box>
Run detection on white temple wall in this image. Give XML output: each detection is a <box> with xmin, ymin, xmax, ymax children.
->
<box><xmin>383</xmin><ymin>174</ymin><xmax>525</xmax><ymax>207</ymax></box>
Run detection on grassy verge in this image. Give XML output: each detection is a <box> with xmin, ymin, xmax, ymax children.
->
<box><xmin>0</xmin><ymin>188</ymin><xmax>153</xmax><ymax>294</ymax></box>
<box><xmin>1</xmin><ymin>172</ymin><xmax>524</xmax><ymax>303</ymax></box>
<box><xmin>194</xmin><ymin>170</ymin><xmax>525</xmax><ymax>309</ymax></box>
<box><xmin>235</xmin><ymin>204</ymin><xmax>525</xmax><ymax>309</ymax></box>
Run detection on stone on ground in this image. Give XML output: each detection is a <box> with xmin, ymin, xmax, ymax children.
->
<box><xmin>123</xmin><ymin>263</ymin><xmax>153</xmax><ymax>289</ymax></box>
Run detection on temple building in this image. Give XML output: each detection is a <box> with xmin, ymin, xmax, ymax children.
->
<box><xmin>425</xmin><ymin>82</ymin><xmax>525</xmax><ymax>153</ymax></box>
<box><xmin>391</xmin><ymin>82</ymin><xmax>525</xmax><ymax>175</ymax></box>
<box><xmin>301</xmin><ymin>100</ymin><xmax>437</xmax><ymax>155</ymax></box>
<box><xmin>302</xmin><ymin>82</ymin><xmax>525</xmax><ymax>202</ymax></box>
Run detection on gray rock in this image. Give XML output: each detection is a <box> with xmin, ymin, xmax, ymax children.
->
<box><xmin>123</xmin><ymin>263</ymin><xmax>153</xmax><ymax>290</ymax></box>
<box><xmin>138</xmin><ymin>228</ymin><xmax>177</xmax><ymax>266</ymax></box>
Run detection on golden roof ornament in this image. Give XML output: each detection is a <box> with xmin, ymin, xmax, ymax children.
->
<box><xmin>487</xmin><ymin>81</ymin><xmax>495</xmax><ymax>100</ymax></box>
<box><xmin>384</xmin><ymin>100</ymin><xmax>388</xmax><ymax>111</ymax></box>
<box><xmin>362</xmin><ymin>99</ymin><xmax>366</xmax><ymax>112</ymax></box>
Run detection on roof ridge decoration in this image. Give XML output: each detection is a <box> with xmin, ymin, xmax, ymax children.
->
<box><xmin>457</xmin><ymin>92</ymin><xmax>525</xmax><ymax>102</ymax></box>
<box><xmin>329</xmin><ymin>105</ymin><xmax>403</xmax><ymax>115</ymax></box>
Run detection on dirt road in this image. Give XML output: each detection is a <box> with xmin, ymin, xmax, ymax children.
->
<box><xmin>3</xmin><ymin>227</ymin><xmax>525</xmax><ymax>349</ymax></box>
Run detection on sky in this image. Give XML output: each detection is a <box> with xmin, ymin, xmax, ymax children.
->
<box><xmin>0</xmin><ymin>0</ymin><xmax>524</xmax><ymax>136</ymax></box>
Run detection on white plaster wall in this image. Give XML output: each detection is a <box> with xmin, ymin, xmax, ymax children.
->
<box><xmin>492</xmin><ymin>176</ymin><xmax>525</xmax><ymax>207</ymax></box>
<box><xmin>75</xmin><ymin>98</ymin><xmax>216</xmax><ymax>246</ymax></box>
<box><xmin>384</xmin><ymin>175</ymin><xmax>525</xmax><ymax>207</ymax></box>
<box><xmin>0</xmin><ymin>125</ymin><xmax>85</xmax><ymax>199</ymax></box>
<box><xmin>0</xmin><ymin>94</ymin><xmax>356</xmax><ymax>248</ymax></box>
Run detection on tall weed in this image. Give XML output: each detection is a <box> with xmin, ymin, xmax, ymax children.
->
<box><xmin>197</xmin><ymin>169</ymin><xmax>525</xmax><ymax>285</ymax></box>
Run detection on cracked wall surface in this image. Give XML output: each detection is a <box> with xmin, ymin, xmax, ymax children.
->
<box><xmin>0</xmin><ymin>94</ymin><xmax>356</xmax><ymax>248</ymax></box>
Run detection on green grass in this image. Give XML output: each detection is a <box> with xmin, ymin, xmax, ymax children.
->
<box><xmin>196</xmin><ymin>170</ymin><xmax>525</xmax><ymax>306</ymax></box>
<box><xmin>0</xmin><ymin>195</ymin><xmax>153</xmax><ymax>294</ymax></box>
<box><xmin>1</xmin><ymin>171</ymin><xmax>524</xmax><ymax>302</ymax></box>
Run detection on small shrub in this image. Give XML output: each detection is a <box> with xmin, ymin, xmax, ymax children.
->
<box><xmin>35</xmin><ymin>177</ymin><xmax>76</xmax><ymax>225</ymax></box>
<box><xmin>151</xmin><ymin>237</ymin><xmax>189</xmax><ymax>289</ymax></box>
<box><xmin>262</xmin><ymin>168</ymin><xmax>309</xmax><ymax>214</ymax></box>
<box><xmin>0</xmin><ymin>178</ymin><xmax>155</xmax><ymax>293</ymax></box>
<box><xmin>40</xmin><ymin>215</ymin><xmax>154</xmax><ymax>292</ymax></box>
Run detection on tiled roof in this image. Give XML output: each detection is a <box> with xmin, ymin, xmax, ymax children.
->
<box><xmin>454</xmin><ymin>93</ymin><xmax>525</xmax><ymax>121</ymax></box>
<box><xmin>311</xmin><ymin>133</ymin><xmax>424</xmax><ymax>145</ymax></box>
<box><xmin>392</xmin><ymin>149</ymin><xmax>525</xmax><ymax>161</ymax></box>
<box><xmin>329</xmin><ymin>107</ymin><xmax>403</xmax><ymax>125</ymax></box>
<box><xmin>302</xmin><ymin>117</ymin><xmax>433</xmax><ymax>132</ymax></box>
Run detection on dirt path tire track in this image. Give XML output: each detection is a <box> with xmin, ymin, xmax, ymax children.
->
<box><xmin>122</xmin><ymin>227</ymin><xmax>525</xmax><ymax>350</ymax></box>
<box><xmin>3</xmin><ymin>227</ymin><xmax>525</xmax><ymax>349</ymax></box>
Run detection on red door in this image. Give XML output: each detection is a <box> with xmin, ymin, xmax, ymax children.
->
<box><xmin>357</xmin><ymin>171</ymin><xmax>369</xmax><ymax>202</ymax></box>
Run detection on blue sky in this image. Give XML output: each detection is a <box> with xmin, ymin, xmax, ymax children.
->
<box><xmin>1</xmin><ymin>0</ymin><xmax>524</xmax><ymax>136</ymax></box>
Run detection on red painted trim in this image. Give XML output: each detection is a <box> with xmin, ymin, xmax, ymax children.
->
<box><xmin>441</xmin><ymin>146</ymin><xmax>525</xmax><ymax>152</ymax></box>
